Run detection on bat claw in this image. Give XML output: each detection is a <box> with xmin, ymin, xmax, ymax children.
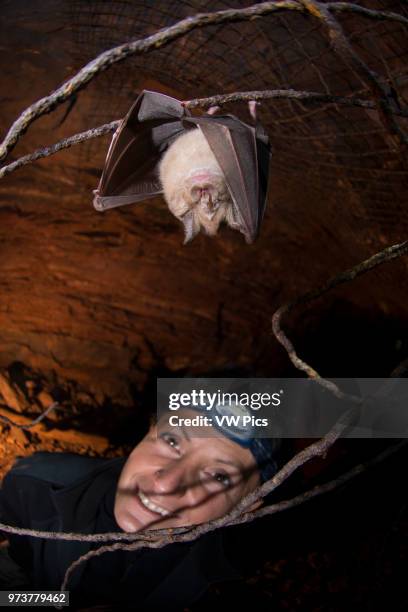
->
<box><xmin>207</xmin><ymin>105</ymin><xmax>221</xmax><ymax>116</ymax></box>
<box><xmin>248</xmin><ymin>100</ymin><xmax>259</xmax><ymax>121</ymax></box>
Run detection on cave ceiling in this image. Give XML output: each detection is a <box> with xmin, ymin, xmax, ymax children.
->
<box><xmin>0</xmin><ymin>0</ymin><xmax>407</xmax><ymax>405</ymax></box>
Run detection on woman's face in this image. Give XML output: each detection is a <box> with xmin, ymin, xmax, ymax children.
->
<box><xmin>114</xmin><ymin>409</ymin><xmax>261</xmax><ymax>532</ymax></box>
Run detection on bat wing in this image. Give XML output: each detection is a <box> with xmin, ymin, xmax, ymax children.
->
<box><xmin>93</xmin><ymin>90</ymin><xmax>190</xmax><ymax>211</ymax></box>
<box><xmin>184</xmin><ymin>114</ymin><xmax>272</xmax><ymax>243</ymax></box>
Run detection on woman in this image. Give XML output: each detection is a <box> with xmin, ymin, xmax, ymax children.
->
<box><xmin>0</xmin><ymin>404</ymin><xmax>280</xmax><ymax>609</ymax></box>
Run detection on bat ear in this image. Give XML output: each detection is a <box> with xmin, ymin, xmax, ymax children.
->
<box><xmin>182</xmin><ymin>211</ymin><xmax>200</xmax><ymax>244</ymax></box>
<box><xmin>225</xmin><ymin>203</ymin><xmax>243</xmax><ymax>229</ymax></box>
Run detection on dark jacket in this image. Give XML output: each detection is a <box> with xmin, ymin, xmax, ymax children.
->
<box><xmin>0</xmin><ymin>452</ymin><xmax>240</xmax><ymax>610</ymax></box>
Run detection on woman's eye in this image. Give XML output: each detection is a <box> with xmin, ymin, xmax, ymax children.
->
<box><xmin>212</xmin><ymin>472</ymin><xmax>231</xmax><ymax>488</ymax></box>
<box><xmin>160</xmin><ymin>432</ymin><xmax>180</xmax><ymax>450</ymax></box>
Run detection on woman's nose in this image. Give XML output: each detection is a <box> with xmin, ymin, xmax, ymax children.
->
<box><xmin>153</xmin><ymin>461</ymin><xmax>190</xmax><ymax>498</ymax></box>
<box><xmin>153</xmin><ymin>463</ymin><xmax>214</xmax><ymax>509</ymax></box>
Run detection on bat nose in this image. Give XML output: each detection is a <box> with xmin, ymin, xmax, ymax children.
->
<box><xmin>200</xmin><ymin>188</ymin><xmax>215</xmax><ymax>210</ymax></box>
<box><xmin>191</xmin><ymin>184</ymin><xmax>213</xmax><ymax>203</ymax></box>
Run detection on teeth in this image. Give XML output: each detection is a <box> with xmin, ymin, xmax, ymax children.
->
<box><xmin>138</xmin><ymin>490</ymin><xmax>171</xmax><ymax>517</ymax></box>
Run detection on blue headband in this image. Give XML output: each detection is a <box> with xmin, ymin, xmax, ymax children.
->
<box><xmin>189</xmin><ymin>401</ymin><xmax>280</xmax><ymax>484</ymax></box>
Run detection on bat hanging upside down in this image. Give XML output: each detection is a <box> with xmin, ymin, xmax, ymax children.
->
<box><xmin>159</xmin><ymin>117</ymin><xmax>236</xmax><ymax>243</ymax></box>
<box><xmin>93</xmin><ymin>91</ymin><xmax>272</xmax><ymax>244</ymax></box>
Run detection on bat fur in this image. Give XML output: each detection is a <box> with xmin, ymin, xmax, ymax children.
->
<box><xmin>159</xmin><ymin>127</ymin><xmax>239</xmax><ymax>243</ymax></box>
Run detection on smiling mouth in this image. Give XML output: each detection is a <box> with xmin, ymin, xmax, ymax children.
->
<box><xmin>137</xmin><ymin>490</ymin><xmax>173</xmax><ymax>518</ymax></box>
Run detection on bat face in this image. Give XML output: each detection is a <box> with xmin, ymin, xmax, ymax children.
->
<box><xmin>159</xmin><ymin>127</ymin><xmax>234</xmax><ymax>243</ymax></box>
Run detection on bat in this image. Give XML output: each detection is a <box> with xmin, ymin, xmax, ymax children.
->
<box><xmin>93</xmin><ymin>90</ymin><xmax>272</xmax><ymax>244</ymax></box>
<box><xmin>158</xmin><ymin>122</ymin><xmax>235</xmax><ymax>242</ymax></box>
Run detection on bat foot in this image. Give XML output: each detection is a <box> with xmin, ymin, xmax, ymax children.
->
<box><xmin>207</xmin><ymin>105</ymin><xmax>221</xmax><ymax>116</ymax></box>
<box><xmin>248</xmin><ymin>100</ymin><xmax>259</xmax><ymax>121</ymax></box>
